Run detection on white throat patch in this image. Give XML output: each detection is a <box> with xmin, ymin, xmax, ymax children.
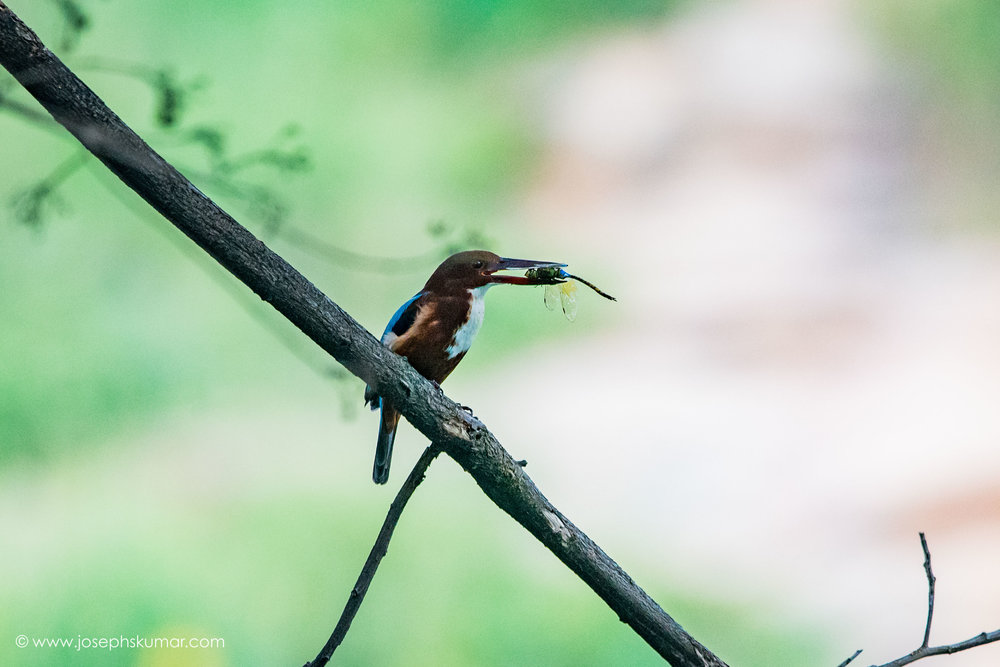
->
<box><xmin>445</xmin><ymin>284</ymin><xmax>492</xmax><ymax>359</ymax></box>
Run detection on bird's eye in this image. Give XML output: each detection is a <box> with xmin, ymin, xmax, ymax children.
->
<box><xmin>472</xmin><ymin>260</ymin><xmax>485</xmax><ymax>269</ymax></box>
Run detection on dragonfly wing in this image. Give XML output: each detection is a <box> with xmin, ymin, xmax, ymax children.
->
<box><xmin>560</xmin><ymin>281</ymin><xmax>578</xmax><ymax>322</ymax></box>
<box><xmin>543</xmin><ymin>284</ymin><xmax>560</xmax><ymax>311</ymax></box>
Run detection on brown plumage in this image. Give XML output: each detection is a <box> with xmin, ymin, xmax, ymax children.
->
<box><xmin>364</xmin><ymin>250</ymin><xmax>564</xmax><ymax>484</ymax></box>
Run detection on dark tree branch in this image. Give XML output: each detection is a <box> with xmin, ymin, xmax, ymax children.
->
<box><xmin>873</xmin><ymin>630</ymin><xmax>1000</xmax><ymax>667</ymax></box>
<box><xmin>306</xmin><ymin>445</ymin><xmax>441</xmax><ymax>667</ymax></box>
<box><xmin>918</xmin><ymin>532</ymin><xmax>934</xmax><ymax>649</ymax></box>
<box><xmin>837</xmin><ymin>648</ymin><xmax>862</xmax><ymax>667</ymax></box>
<box><xmin>840</xmin><ymin>534</ymin><xmax>1000</xmax><ymax>667</ymax></box>
<box><xmin>0</xmin><ymin>5</ymin><xmax>727</xmax><ymax>666</ymax></box>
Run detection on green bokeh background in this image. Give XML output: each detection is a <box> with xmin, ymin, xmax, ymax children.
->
<box><xmin>3</xmin><ymin>0</ymin><xmax>996</xmax><ymax>665</ymax></box>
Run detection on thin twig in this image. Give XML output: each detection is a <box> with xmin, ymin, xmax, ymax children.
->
<box><xmin>918</xmin><ymin>532</ymin><xmax>935</xmax><ymax>649</ymax></box>
<box><xmin>11</xmin><ymin>149</ymin><xmax>89</xmax><ymax>226</ymax></box>
<box><xmin>0</xmin><ymin>91</ymin><xmax>57</xmax><ymax>127</ymax></box>
<box><xmin>847</xmin><ymin>534</ymin><xmax>1000</xmax><ymax>667</ymax></box>
<box><xmin>305</xmin><ymin>445</ymin><xmax>441</xmax><ymax>667</ymax></box>
<box><xmin>277</xmin><ymin>225</ymin><xmax>443</xmax><ymax>274</ymax></box>
<box><xmin>873</xmin><ymin>630</ymin><xmax>1000</xmax><ymax>667</ymax></box>
<box><xmin>836</xmin><ymin>648</ymin><xmax>862</xmax><ymax>667</ymax></box>
<box><xmin>158</xmin><ymin>166</ymin><xmax>444</xmax><ymax>273</ymax></box>
<box><xmin>85</xmin><ymin>163</ymin><xmax>353</xmax><ymax>399</ymax></box>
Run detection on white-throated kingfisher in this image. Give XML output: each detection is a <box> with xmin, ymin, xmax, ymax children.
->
<box><xmin>364</xmin><ymin>250</ymin><xmax>565</xmax><ymax>484</ymax></box>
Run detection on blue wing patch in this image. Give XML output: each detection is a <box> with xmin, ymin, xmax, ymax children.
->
<box><xmin>365</xmin><ymin>291</ymin><xmax>424</xmax><ymax>410</ymax></box>
<box><xmin>382</xmin><ymin>291</ymin><xmax>424</xmax><ymax>342</ymax></box>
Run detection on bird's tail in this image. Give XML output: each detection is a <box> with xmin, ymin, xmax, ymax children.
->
<box><xmin>373</xmin><ymin>403</ymin><xmax>400</xmax><ymax>484</ymax></box>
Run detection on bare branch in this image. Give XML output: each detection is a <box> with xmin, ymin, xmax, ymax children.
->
<box><xmin>0</xmin><ymin>5</ymin><xmax>727</xmax><ymax>665</ymax></box>
<box><xmin>305</xmin><ymin>445</ymin><xmax>441</xmax><ymax>667</ymax></box>
<box><xmin>918</xmin><ymin>532</ymin><xmax>935</xmax><ymax>649</ymax></box>
<box><xmin>847</xmin><ymin>534</ymin><xmax>1000</xmax><ymax>667</ymax></box>
<box><xmin>874</xmin><ymin>630</ymin><xmax>1000</xmax><ymax>667</ymax></box>
<box><xmin>836</xmin><ymin>648</ymin><xmax>863</xmax><ymax>667</ymax></box>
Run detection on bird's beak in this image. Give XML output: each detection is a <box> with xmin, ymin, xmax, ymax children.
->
<box><xmin>489</xmin><ymin>257</ymin><xmax>567</xmax><ymax>285</ymax></box>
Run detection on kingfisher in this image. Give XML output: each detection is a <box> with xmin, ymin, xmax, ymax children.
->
<box><xmin>364</xmin><ymin>250</ymin><xmax>565</xmax><ymax>484</ymax></box>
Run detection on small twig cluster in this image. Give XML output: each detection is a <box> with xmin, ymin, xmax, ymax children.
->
<box><xmin>838</xmin><ymin>532</ymin><xmax>1000</xmax><ymax>667</ymax></box>
<box><xmin>1</xmin><ymin>1</ymin><xmax>487</xmax><ymax>263</ymax></box>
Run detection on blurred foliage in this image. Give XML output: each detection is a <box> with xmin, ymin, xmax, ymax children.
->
<box><xmin>4</xmin><ymin>57</ymin><xmax>310</xmax><ymax>234</ymax></box>
<box><xmin>0</xmin><ymin>443</ymin><xmax>829</xmax><ymax>666</ymax></box>
<box><xmin>863</xmin><ymin>0</ymin><xmax>1000</xmax><ymax>234</ymax></box>
<box><xmin>406</xmin><ymin>0</ymin><xmax>673</xmax><ymax>67</ymax></box>
<box><xmin>50</xmin><ymin>0</ymin><xmax>91</xmax><ymax>53</ymax></box>
<box><xmin>870</xmin><ymin>0</ymin><xmax>1000</xmax><ymax>105</ymax></box>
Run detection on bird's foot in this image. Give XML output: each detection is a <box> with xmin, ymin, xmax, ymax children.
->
<box><xmin>458</xmin><ymin>403</ymin><xmax>474</xmax><ymax>415</ymax></box>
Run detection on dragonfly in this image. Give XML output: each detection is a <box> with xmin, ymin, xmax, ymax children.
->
<box><xmin>524</xmin><ymin>266</ymin><xmax>616</xmax><ymax>322</ymax></box>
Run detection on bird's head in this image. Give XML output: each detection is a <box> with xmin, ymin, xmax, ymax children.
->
<box><xmin>424</xmin><ymin>250</ymin><xmax>566</xmax><ymax>292</ymax></box>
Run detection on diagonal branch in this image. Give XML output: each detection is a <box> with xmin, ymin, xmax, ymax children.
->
<box><xmin>874</xmin><ymin>629</ymin><xmax>1000</xmax><ymax>667</ymax></box>
<box><xmin>836</xmin><ymin>648</ymin><xmax>862</xmax><ymax>667</ymax></box>
<box><xmin>0</xmin><ymin>5</ymin><xmax>727</xmax><ymax>666</ymax></box>
<box><xmin>306</xmin><ymin>445</ymin><xmax>442</xmax><ymax>667</ymax></box>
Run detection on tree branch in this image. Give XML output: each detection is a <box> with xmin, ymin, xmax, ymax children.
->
<box><xmin>874</xmin><ymin>630</ymin><xmax>1000</xmax><ymax>667</ymax></box>
<box><xmin>836</xmin><ymin>648</ymin><xmax>862</xmax><ymax>667</ymax></box>
<box><xmin>306</xmin><ymin>445</ymin><xmax>441</xmax><ymax>667</ymax></box>
<box><xmin>839</xmin><ymin>534</ymin><xmax>1000</xmax><ymax>667</ymax></box>
<box><xmin>918</xmin><ymin>532</ymin><xmax>934</xmax><ymax>649</ymax></box>
<box><xmin>0</xmin><ymin>5</ymin><xmax>727</xmax><ymax>665</ymax></box>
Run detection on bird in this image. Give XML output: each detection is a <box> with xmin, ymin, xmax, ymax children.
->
<box><xmin>364</xmin><ymin>250</ymin><xmax>565</xmax><ymax>484</ymax></box>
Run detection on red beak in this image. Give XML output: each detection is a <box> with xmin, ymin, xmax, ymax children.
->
<box><xmin>489</xmin><ymin>257</ymin><xmax>566</xmax><ymax>285</ymax></box>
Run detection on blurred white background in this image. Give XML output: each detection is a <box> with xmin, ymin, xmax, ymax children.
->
<box><xmin>467</xmin><ymin>0</ymin><xmax>1000</xmax><ymax>663</ymax></box>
